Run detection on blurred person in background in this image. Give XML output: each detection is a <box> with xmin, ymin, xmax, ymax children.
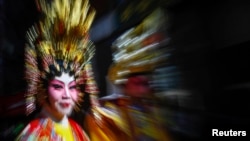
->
<box><xmin>16</xmin><ymin>0</ymin><xmax>98</xmax><ymax>140</ymax></box>
<box><xmin>122</xmin><ymin>73</ymin><xmax>172</xmax><ymax>141</ymax></box>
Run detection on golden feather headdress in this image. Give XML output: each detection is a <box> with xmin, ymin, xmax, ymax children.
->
<box><xmin>25</xmin><ymin>0</ymin><xmax>98</xmax><ymax>115</ymax></box>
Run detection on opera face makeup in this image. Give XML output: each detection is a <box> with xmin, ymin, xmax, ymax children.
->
<box><xmin>48</xmin><ymin>72</ymin><xmax>79</xmax><ymax>116</ymax></box>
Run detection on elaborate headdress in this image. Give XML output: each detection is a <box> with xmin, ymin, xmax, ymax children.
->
<box><xmin>25</xmin><ymin>0</ymin><xmax>98</xmax><ymax>115</ymax></box>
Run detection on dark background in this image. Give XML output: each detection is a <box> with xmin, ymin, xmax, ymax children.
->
<box><xmin>1</xmin><ymin>0</ymin><xmax>250</xmax><ymax>140</ymax></box>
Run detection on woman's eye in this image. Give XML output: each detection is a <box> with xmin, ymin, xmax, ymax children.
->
<box><xmin>69</xmin><ymin>85</ymin><xmax>77</xmax><ymax>90</ymax></box>
<box><xmin>52</xmin><ymin>84</ymin><xmax>63</xmax><ymax>89</ymax></box>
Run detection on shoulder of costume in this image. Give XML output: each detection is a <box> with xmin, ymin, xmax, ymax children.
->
<box><xmin>68</xmin><ymin>118</ymin><xmax>90</xmax><ymax>141</ymax></box>
<box><xmin>15</xmin><ymin>118</ymin><xmax>45</xmax><ymax>141</ymax></box>
<box><xmin>68</xmin><ymin>118</ymin><xmax>81</xmax><ymax>128</ymax></box>
<box><xmin>21</xmin><ymin>118</ymin><xmax>41</xmax><ymax>131</ymax></box>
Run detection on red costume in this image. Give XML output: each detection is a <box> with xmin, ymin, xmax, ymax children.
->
<box><xmin>16</xmin><ymin>118</ymin><xmax>89</xmax><ymax>141</ymax></box>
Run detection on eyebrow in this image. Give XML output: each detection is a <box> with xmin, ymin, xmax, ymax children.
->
<box><xmin>69</xmin><ymin>81</ymin><xmax>76</xmax><ymax>85</ymax></box>
<box><xmin>50</xmin><ymin>79</ymin><xmax>76</xmax><ymax>85</ymax></box>
<box><xmin>50</xmin><ymin>79</ymin><xmax>64</xmax><ymax>84</ymax></box>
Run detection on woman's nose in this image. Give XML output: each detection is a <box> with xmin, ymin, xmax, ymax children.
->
<box><xmin>62</xmin><ymin>87</ymin><xmax>71</xmax><ymax>98</ymax></box>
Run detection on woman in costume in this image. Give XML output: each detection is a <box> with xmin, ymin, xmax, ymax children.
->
<box><xmin>16</xmin><ymin>0</ymin><xmax>98</xmax><ymax>140</ymax></box>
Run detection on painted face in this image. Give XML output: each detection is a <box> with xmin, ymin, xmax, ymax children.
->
<box><xmin>47</xmin><ymin>72</ymin><xmax>79</xmax><ymax>116</ymax></box>
<box><xmin>125</xmin><ymin>75</ymin><xmax>152</xmax><ymax>97</ymax></box>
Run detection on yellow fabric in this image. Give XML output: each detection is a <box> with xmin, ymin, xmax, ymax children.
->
<box><xmin>54</xmin><ymin>122</ymin><xmax>74</xmax><ymax>141</ymax></box>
